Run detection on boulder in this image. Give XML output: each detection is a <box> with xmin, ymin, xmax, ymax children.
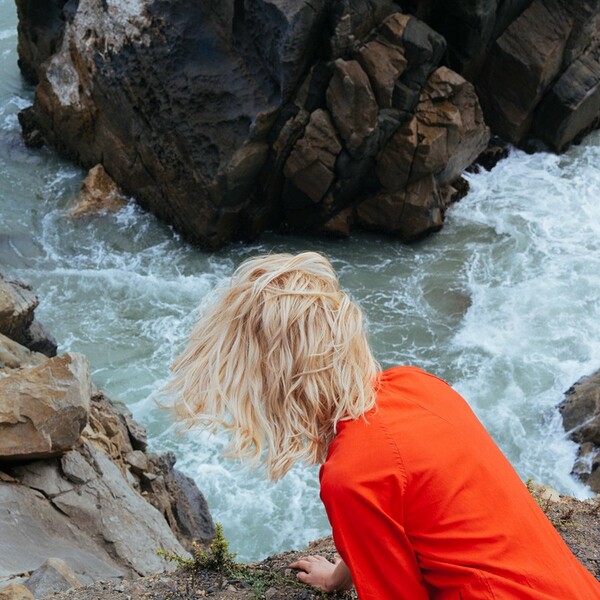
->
<box><xmin>0</xmin><ymin>276</ymin><xmax>37</xmax><ymax>345</ymax></box>
<box><xmin>0</xmin><ymin>353</ymin><xmax>91</xmax><ymax>460</ymax></box>
<box><xmin>0</xmin><ymin>275</ymin><xmax>57</xmax><ymax>357</ymax></box>
<box><xmin>69</xmin><ymin>165</ymin><xmax>128</xmax><ymax>218</ymax></box>
<box><xmin>25</xmin><ymin>558</ymin><xmax>82</xmax><ymax>598</ymax></box>
<box><xmin>0</xmin><ymin>333</ymin><xmax>47</xmax><ymax>371</ymax></box>
<box><xmin>560</xmin><ymin>369</ymin><xmax>600</xmax><ymax>492</ymax></box>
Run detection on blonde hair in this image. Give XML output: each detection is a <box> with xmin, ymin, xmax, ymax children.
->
<box><xmin>166</xmin><ymin>251</ymin><xmax>379</xmax><ymax>480</ymax></box>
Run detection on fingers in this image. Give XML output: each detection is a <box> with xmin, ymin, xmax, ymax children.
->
<box><xmin>289</xmin><ymin>555</ymin><xmax>330</xmax><ymax>570</ymax></box>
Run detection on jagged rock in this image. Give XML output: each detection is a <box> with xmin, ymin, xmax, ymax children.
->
<box><xmin>560</xmin><ymin>369</ymin><xmax>600</xmax><ymax>492</ymax></box>
<box><xmin>0</xmin><ymin>584</ymin><xmax>34</xmax><ymax>600</ymax></box>
<box><xmin>356</xmin><ymin>13</ymin><xmax>409</xmax><ymax>109</ymax></box>
<box><xmin>326</xmin><ymin>59</ymin><xmax>378</xmax><ymax>155</ymax></box>
<box><xmin>0</xmin><ymin>276</ymin><xmax>37</xmax><ymax>345</ymax></box>
<box><xmin>476</xmin><ymin>0</ymin><xmax>573</xmax><ymax>144</ymax></box>
<box><xmin>69</xmin><ymin>165</ymin><xmax>128</xmax><ymax>218</ymax></box>
<box><xmin>357</xmin><ymin>175</ymin><xmax>443</xmax><ymax>242</ymax></box>
<box><xmin>0</xmin><ymin>275</ymin><xmax>57</xmax><ymax>357</ymax></box>
<box><xmin>0</xmin><ymin>353</ymin><xmax>91</xmax><ymax>460</ymax></box>
<box><xmin>143</xmin><ymin>452</ymin><xmax>216</xmax><ymax>550</ymax></box>
<box><xmin>283</xmin><ymin>109</ymin><xmax>342</xmax><ymax>204</ymax></box>
<box><xmin>15</xmin><ymin>0</ymin><xmax>68</xmax><ymax>85</ymax></box>
<box><xmin>25</xmin><ymin>558</ymin><xmax>82</xmax><ymax>598</ymax></box>
<box><xmin>416</xmin><ymin>67</ymin><xmax>489</xmax><ymax>185</ymax></box>
<box><xmin>21</xmin><ymin>0</ymin><xmax>331</xmax><ymax>249</ymax></box>
<box><xmin>17</xmin><ymin>106</ymin><xmax>44</xmax><ymax>148</ymax></box>
<box><xmin>0</xmin><ymin>333</ymin><xmax>47</xmax><ymax>371</ymax></box>
<box><xmin>533</xmin><ymin>41</ymin><xmax>600</xmax><ymax>152</ymax></box>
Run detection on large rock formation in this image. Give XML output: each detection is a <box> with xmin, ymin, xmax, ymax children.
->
<box><xmin>15</xmin><ymin>0</ymin><xmax>600</xmax><ymax>247</ymax></box>
<box><xmin>560</xmin><ymin>369</ymin><xmax>600</xmax><ymax>493</ymax></box>
<box><xmin>16</xmin><ymin>0</ymin><xmax>489</xmax><ymax>249</ymax></box>
<box><xmin>0</xmin><ymin>276</ymin><xmax>215</xmax><ymax>593</ymax></box>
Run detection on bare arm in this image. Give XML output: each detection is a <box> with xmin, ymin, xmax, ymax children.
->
<box><xmin>289</xmin><ymin>554</ymin><xmax>353</xmax><ymax>593</ymax></box>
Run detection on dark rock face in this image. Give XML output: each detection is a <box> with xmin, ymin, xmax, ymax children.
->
<box><xmin>476</xmin><ymin>0</ymin><xmax>600</xmax><ymax>150</ymax></box>
<box><xmin>17</xmin><ymin>0</ymin><xmax>490</xmax><ymax>248</ymax></box>
<box><xmin>16</xmin><ymin>0</ymin><xmax>600</xmax><ymax>247</ymax></box>
<box><xmin>560</xmin><ymin>369</ymin><xmax>600</xmax><ymax>493</ymax></box>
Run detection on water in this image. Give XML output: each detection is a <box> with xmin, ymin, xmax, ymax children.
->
<box><xmin>1</xmin><ymin>0</ymin><xmax>599</xmax><ymax>561</ymax></box>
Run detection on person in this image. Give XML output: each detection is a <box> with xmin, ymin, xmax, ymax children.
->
<box><xmin>167</xmin><ymin>251</ymin><xmax>600</xmax><ymax>599</ymax></box>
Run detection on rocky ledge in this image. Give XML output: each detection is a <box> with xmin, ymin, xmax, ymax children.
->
<box><xmin>0</xmin><ymin>275</ymin><xmax>215</xmax><ymax>599</ymax></box>
<box><xmin>17</xmin><ymin>1</ymin><xmax>600</xmax><ymax>249</ymax></box>
<box><xmin>19</xmin><ymin>486</ymin><xmax>600</xmax><ymax>599</ymax></box>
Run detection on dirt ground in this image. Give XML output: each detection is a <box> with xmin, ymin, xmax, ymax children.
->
<box><xmin>49</xmin><ymin>489</ymin><xmax>600</xmax><ymax>600</ymax></box>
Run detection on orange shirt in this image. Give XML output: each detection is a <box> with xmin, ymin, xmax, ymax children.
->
<box><xmin>320</xmin><ymin>366</ymin><xmax>600</xmax><ymax>599</ymax></box>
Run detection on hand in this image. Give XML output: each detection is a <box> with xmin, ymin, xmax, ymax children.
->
<box><xmin>289</xmin><ymin>554</ymin><xmax>353</xmax><ymax>593</ymax></box>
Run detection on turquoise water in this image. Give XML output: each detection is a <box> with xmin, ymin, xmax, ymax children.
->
<box><xmin>1</xmin><ymin>0</ymin><xmax>599</xmax><ymax>561</ymax></box>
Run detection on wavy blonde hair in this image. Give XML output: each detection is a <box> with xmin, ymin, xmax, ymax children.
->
<box><xmin>166</xmin><ymin>251</ymin><xmax>379</xmax><ymax>480</ymax></box>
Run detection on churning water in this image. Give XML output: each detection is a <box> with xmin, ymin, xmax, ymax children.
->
<box><xmin>1</xmin><ymin>0</ymin><xmax>599</xmax><ymax>561</ymax></box>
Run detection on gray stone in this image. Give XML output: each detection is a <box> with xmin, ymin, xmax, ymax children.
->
<box><xmin>25</xmin><ymin>558</ymin><xmax>82</xmax><ymax>598</ymax></box>
<box><xmin>51</xmin><ymin>442</ymin><xmax>189</xmax><ymax>575</ymax></box>
<box><xmin>0</xmin><ymin>482</ymin><xmax>124</xmax><ymax>585</ymax></box>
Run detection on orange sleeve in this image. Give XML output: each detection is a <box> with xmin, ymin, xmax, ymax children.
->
<box><xmin>320</xmin><ymin>457</ymin><xmax>430</xmax><ymax>599</ymax></box>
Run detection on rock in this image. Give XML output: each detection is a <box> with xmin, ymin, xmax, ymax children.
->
<box><xmin>0</xmin><ymin>584</ymin><xmax>34</xmax><ymax>600</ymax></box>
<box><xmin>476</xmin><ymin>0</ymin><xmax>575</xmax><ymax>144</ymax></box>
<box><xmin>533</xmin><ymin>41</ymin><xmax>600</xmax><ymax>152</ymax></box>
<box><xmin>0</xmin><ymin>275</ymin><xmax>57</xmax><ymax>357</ymax></box>
<box><xmin>416</xmin><ymin>67</ymin><xmax>489</xmax><ymax>185</ymax></box>
<box><xmin>0</xmin><ymin>276</ymin><xmax>38</xmax><ymax>345</ymax></box>
<box><xmin>326</xmin><ymin>59</ymin><xmax>379</xmax><ymax>155</ymax></box>
<box><xmin>357</xmin><ymin>175</ymin><xmax>444</xmax><ymax>242</ymax></box>
<box><xmin>283</xmin><ymin>109</ymin><xmax>342</xmax><ymax>204</ymax></box>
<box><xmin>15</xmin><ymin>0</ymin><xmax>68</xmax><ymax>85</ymax></box>
<box><xmin>0</xmin><ymin>353</ymin><xmax>91</xmax><ymax>460</ymax></box>
<box><xmin>356</xmin><ymin>13</ymin><xmax>410</xmax><ymax>108</ymax></box>
<box><xmin>25</xmin><ymin>558</ymin><xmax>82</xmax><ymax>598</ymax></box>
<box><xmin>69</xmin><ymin>165</ymin><xmax>128</xmax><ymax>218</ymax></box>
<box><xmin>23</xmin><ymin>0</ymin><xmax>331</xmax><ymax>249</ymax></box>
<box><xmin>0</xmin><ymin>333</ymin><xmax>47</xmax><ymax>371</ymax></box>
<box><xmin>0</xmin><ymin>482</ymin><xmax>125</xmax><ymax>585</ymax></box>
<box><xmin>17</xmin><ymin>107</ymin><xmax>44</xmax><ymax>148</ymax></box>
<box><xmin>25</xmin><ymin>320</ymin><xmax>58</xmax><ymax>357</ymax></box>
<box><xmin>143</xmin><ymin>451</ymin><xmax>216</xmax><ymax>551</ymax></box>
<box><xmin>560</xmin><ymin>369</ymin><xmax>600</xmax><ymax>492</ymax></box>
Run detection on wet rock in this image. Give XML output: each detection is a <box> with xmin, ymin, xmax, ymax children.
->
<box><xmin>0</xmin><ymin>353</ymin><xmax>91</xmax><ymax>460</ymax></box>
<box><xmin>25</xmin><ymin>558</ymin><xmax>82</xmax><ymax>598</ymax></box>
<box><xmin>357</xmin><ymin>175</ymin><xmax>443</xmax><ymax>242</ymax></box>
<box><xmin>17</xmin><ymin>107</ymin><xmax>44</xmax><ymax>148</ymax></box>
<box><xmin>560</xmin><ymin>369</ymin><xmax>600</xmax><ymax>492</ymax></box>
<box><xmin>69</xmin><ymin>165</ymin><xmax>128</xmax><ymax>218</ymax></box>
